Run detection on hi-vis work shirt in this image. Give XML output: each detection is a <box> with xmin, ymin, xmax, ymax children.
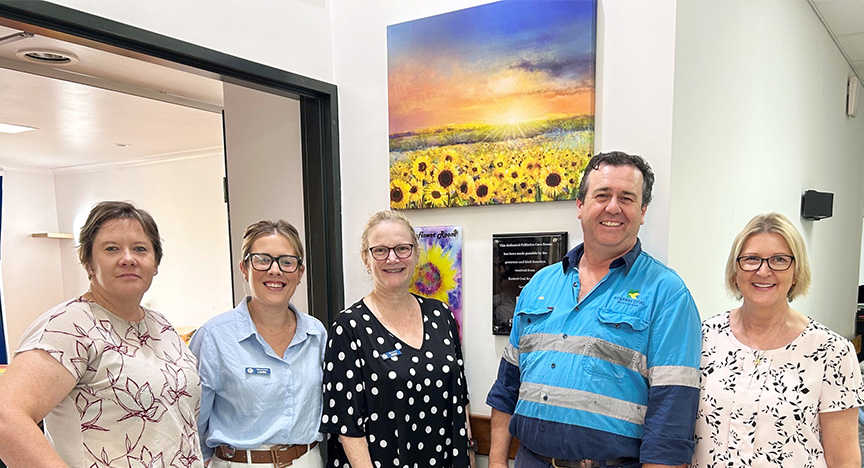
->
<box><xmin>486</xmin><ymin>240</ymin><xmax>701</xmax><ymax>466</ymax></box>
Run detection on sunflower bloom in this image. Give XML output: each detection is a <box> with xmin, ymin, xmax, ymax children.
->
<box><xmin>389</xmin><ymin>180</ymin><xmax>410</xmax><ymax>209</ymax></box>
<box><xmin>425</xmin><ymin>183</ymin><xmax>449</xmax><ymax>208</ymax></box>
<box><xmin>411</xmin><ymin>155</ymin><xmax>432</xmax><ymax>180</ymax></box>
<box><xmin>406</xmin><ymin>180</ymin><xmax>423</xmax><ymax>206</ymax></box>
<box><xmin>539</xmin><ymin>165</ymin><xmax>565</xmax><ymax>198</ymax></box>
<box><xmin>454</xmin><ymin>174</ymin><xmax>474</xmax><ymax>201</ymax></box>
<box><xmin>411</xmin><ymin>243</ymin><xmax>459</xmax><ymax>304</ymax></box>
<box><xmin>436</xmin><ymin>164</ymin><xmax>457</xmax><ymax>191</ymax></box>
<box><xmin>473</xmin><ymin>177</ymin><xmax>496</xmax><ymax>204</ymax></box>
<box><xmin>505</xmin><ymin>165</ymin><xmax>523</xmax><ymax>187</ymax></box>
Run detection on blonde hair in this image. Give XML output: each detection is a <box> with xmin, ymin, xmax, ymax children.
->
<box><xmin>360</xmin><ymin>211</ymin><xmax>418</xmax><ymax>263</ymax></box>
<box><xmin>241</xmin><ymin>220</ymin><xmax>304</xmax><ymax>264</ymax></box>
<box><xmin>725</xmin><ymin>212</ymin><xmax>811</xmax><ymax>301</ymax></box>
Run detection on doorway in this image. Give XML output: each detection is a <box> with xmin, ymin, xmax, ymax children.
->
<box><xmin>0</xmin><ymin>1</ymin><xmax>343</xmax><ymax>357</ymax></box>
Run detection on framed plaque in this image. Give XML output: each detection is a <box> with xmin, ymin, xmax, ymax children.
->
<box><xmin>492</xmin><ymin>232</ymin><xmax>568</xmax><ymax>335</ymax></box>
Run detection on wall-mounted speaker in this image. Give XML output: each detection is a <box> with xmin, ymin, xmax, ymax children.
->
<box><xmin>801</xmin><ymin>190</ymin><xmax>833</xmax><ymax>220</ymax></box>
<box><xmin>848</xmin><ymin>75</ymin><xmax>860</xmax><ymax>118</ymax></box>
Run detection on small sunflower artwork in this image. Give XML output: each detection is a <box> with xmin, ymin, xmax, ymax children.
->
<box><xmin>387</xmin><ymin>0</ymin><xmax>596</xmax><ymax>210</ymax></box>
<box><xmin>410</xmin><ymin>225</ymin><xmax>464</xmax><ymax>340</ymax></box>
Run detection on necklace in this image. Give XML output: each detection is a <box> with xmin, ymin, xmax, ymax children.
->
<box><xmin>739</xmin><ymin>308</ymin><xmax>789</xmax><ymax>366</ymax></box>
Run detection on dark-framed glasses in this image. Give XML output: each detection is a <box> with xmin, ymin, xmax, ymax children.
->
<box><xmin>368</xmin><ymin>243</ymin><xmax>414</xmax><ymax>261</ymax></box>
<box><xmin>245</xmin><ymin>253</ymin><xmax>302</xmax><ymax>273</ymax></box>
<box><xmin>736</xmin><ymin>255</ymin><xmax>794</xmax><ymax>272</ymax></box>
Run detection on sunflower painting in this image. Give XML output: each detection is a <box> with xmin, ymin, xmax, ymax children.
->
<box><xmin>387</xmin><ymin>0</ymin><xmax>596</xmax><ymax>209</ymax></box>
<box><xmin>410</xmin><ymin>225</ymin><xmax>463</xmax><ymax>339</ymax></box>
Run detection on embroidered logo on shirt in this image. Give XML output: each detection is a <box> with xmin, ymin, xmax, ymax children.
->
<box><xmin>615</xmin><ymin>289</ymin><xmax>645</xmax><ymax>306</ymax></box>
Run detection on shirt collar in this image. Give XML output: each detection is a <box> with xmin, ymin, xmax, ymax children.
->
<box><xmin>232</xmin><ymin>297</ymin><xmax>323</xmax><ymax>343</ymax></box>
<box><xmin>561</xmin><ymin>238</ymin><xmax>642</xmax><ymax>275</ymax></box>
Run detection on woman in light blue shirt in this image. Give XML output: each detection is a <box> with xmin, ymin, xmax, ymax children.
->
<box><xmin>190</xmin><ymin>220</ymin><xmax>326</xmax><ymax>468</ymax></box>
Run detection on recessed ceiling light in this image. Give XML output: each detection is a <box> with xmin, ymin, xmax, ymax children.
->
<box><xmin>15</xmin><ymin>48</ymin><xmax>79</xmax><ymax>66</ymax></box>
<box><xmin>115</xmin><ymin>143</ymin><xmax>132</xmax><ymax>147</ymax></box>
<box><xmin>0</xmin><ymin>122</ymin><xmax>38</xmax><ymax>134</ymax></box>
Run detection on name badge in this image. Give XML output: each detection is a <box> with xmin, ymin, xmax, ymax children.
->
<box><xmin>245</xmin><ymin>367</ymin><xmax>271</xmax><ymax>375</ymax></box>
<box><xmin>381</xmin><ymin>349</ymin><xmax>401</xmax><ymax>360</ymax></box>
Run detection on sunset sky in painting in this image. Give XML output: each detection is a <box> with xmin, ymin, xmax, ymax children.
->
<box><xmin>387</xmin><ymin>0</ymin><xmax>596</xmax><ymax>135</ymax></box>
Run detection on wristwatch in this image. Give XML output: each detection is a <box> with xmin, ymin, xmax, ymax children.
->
<box><xmin>467</xmin><ymin>437</ymin><xmax>478</xmax><ymax>452</ymax></box>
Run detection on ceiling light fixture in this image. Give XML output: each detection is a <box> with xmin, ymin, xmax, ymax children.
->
<box><xmin>0</xmin><ymin>122</ymin><xmax>38</xmax><ymax>134</ymax></box>
<box><xmin>0</xmin><ymin>31</ymin><xmax>34</xmax><ymax>46</ymax></box>
<box><xmin>15</xmin><ymin>48</ymin><xmax>79</xmax><ymax>65</ymax></box>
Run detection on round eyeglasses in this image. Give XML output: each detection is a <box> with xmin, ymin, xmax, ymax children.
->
<box><xmin>736</xmin><ymin>255</ymin><xmax>794</xmax><ymax>272</ymax></box>
<box><xmin>245</xmin><ymin>253</ymin><xmax>302</xmax><ymax>273</ymax></box>
<box><xmin>368</xmin><ymin>243</ymin><xmax>414</xmax><ymax>261</ymax></box>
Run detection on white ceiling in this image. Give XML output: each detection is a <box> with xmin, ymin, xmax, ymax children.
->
<box><xmin>0</xmin><ymin>3</ymin><xmax>861</xmax><ymax>173</ymax></box>
<box><xmin>811</xmin><ymin>0</ymin><xmax>864</xmax><ymax>83</ymax></box>
<box><xmin>0</xmin><ymin>24</ymin><xmax>224</xmax><ymax>171</ymax></box>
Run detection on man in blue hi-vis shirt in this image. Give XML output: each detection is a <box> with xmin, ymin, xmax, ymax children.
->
<box><xmin>487</xmin><ymin>152</ymin><xmax>701</xmax><ymax>468</ymax></box>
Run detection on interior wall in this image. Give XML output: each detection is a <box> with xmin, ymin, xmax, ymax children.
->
<box><xmin>0</xmin><ymin>168</ymin><xmax>66</xmax><ymax>354</ymax></box>
<box><xmin>669</xmin><ymin>0</ymin><xmax>864</xmax><ymax>334</ymax></box>
<box><xmin>222</xmin><ymin>82</ymin><xmax>308</xmax><ymax>312</ymax></box>
<box><xmin>48</xmin><ymin>0</ymin><xmax>334</xmax><ymax>84</ymax></box>
<box><xmin>331</xmin><ymin>0</ymin><xmax>679</xmax><ymax>420</ymax></box>
<box><xmin>52</xmin><ymin>153</ymin><xmax>233</xmax><ymax>330</ymax></box>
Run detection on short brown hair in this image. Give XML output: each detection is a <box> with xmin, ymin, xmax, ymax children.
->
<box><xmin>78</xmin><ymin>201</ymin><xmax>163</xmax><ymax>269</ymax></box>
<box><xmin>725</xmin><ymin>212</ymin><xmax>811</xmax><ymax>301</ymax></box>
<box><xmin>360</xmin><ymin>211</ymin><xmax>418</xmax><ymax>263</ymax></box>
<box><xmin>241</xmin><ymin>220</ymin><xmax>304</xmax><ymax>264</ymax></box>
<box><xmin>576</xmin><ymin>151</ymin><xmax>655</xmax><ymax>207</ymax></box>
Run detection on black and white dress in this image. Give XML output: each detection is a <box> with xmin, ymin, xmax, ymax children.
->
<box><xmin>692</xmin><ymin>311</ymin><xmax>864</xmax><ymax>468</ymax></box>
<box><xmin>320</xmin><ymin>295</ymin><xmax>470</xmax><ymax>468</ymax></box>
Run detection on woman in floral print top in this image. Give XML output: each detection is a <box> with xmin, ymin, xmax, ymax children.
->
<box><xmin>692</xmin><ymin>213</ymin><xmax>863</xmax><ymax>468</ymax></box>
<box><xmin>0</xmin><ymin>201</ymin><xmax>203</xmax><ymax>468</ymax></box>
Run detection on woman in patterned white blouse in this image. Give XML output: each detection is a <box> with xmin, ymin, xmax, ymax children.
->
<box><xmin>0</xmin><ymin>201</ymin><xmax>203</xmax><ymax>467</ymax></box>
<box><xmin>692</xmin><ymin>212</ymin><xmax>863</xmax><ymax>468</ymax></box>
<box><xmin>320</xmin><ymin>211</ymin><xmax>474</xmax><ymax>468</ymax></box>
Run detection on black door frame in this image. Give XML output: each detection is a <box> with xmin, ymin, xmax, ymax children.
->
<box><xmin>0</xmin><ymin>1</ymin><xmax>344</xmax><ymax>325</ymax></box>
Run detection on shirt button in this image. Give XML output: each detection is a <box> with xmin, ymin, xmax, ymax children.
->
<box><xmin>542</xmin><ymin>394</ymin><xmax>548</xmax><ymax>401</ymax></box>
<box><xmin>573</xmin><ymin>282</ymin><xmax>577</xmax><ymax>287</ymax></box>
<box><xmin>551</xmin><ymin>363</ymin><xmax>556</xmax><ymax>369</ymax></box>
<box><xmin>562</xmin><ymin>334</ymin><xmax>568</xmax><ymax>339</ymax></box>
<box><xmin>539</xmin><ymin>424</ymin><xmax>546</xmax><ymax>432</ymax></box>
<box><xmin>527</xmin><ymin>318</ymin><xmax>532</xmax><ymax>324</ymax></box>
<box><xmin>615</xmin><ymin>324</ymin><xmax>620</xmax><ymax>329</ymax></box>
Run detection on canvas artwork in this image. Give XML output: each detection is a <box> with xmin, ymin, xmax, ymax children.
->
<box><xmin>410</xmin><ymin>226</ymin><xmax>463</xmax><ymax>339</ymax></box>
<box><xmin>387</xmin><ymin>0</ymin><xmax>597</xmax><ymax>209</ymax></box>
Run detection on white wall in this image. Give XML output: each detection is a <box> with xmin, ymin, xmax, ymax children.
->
<box><xmin>0</xmin><ymin>168</ymin><xmax>67</xmax><ymax>354</ymax></box>
<box><xmin>669</xmin><ymin>0</ymin><xmax>864</xmax><ymax>334</ymax></box>
<box><xmin>223</xmin><ymin>83</ymin><xmax>307</xmax><ymax>312</ymax></box>
<box><xmin>52</xmin><ymin>153</ymin><xmax>233</xmax><ymax>330</ymax></box>
<box><xmin>49</xmin><ymin>0</ymin><xmax>335</xmax><ymax>84</ymax></box>
<box><xmin>331</xmin><ymin>0</ymin><xmax>679</xmax><ymax>418</ymax></box>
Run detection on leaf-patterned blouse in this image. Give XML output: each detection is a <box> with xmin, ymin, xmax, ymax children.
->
<box><xmin>692</xmin><ymin>311</ymin><xmax>864</xmax><ymax>468</ymax></box>
<box><xmin>17</xmin><ymin>297</ymin><xmax>204</xmax><ymax>468</ymax></box>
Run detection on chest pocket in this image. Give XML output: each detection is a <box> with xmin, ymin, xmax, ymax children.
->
<box><xmin>586</xmin><ymin>308</ymin><xmax>649</xmax><ymax>380</ymax></box>
<box><xmin>514</xmin><ymin>307</ymin><xmax>554</xmax><ymax>369</ymax></box>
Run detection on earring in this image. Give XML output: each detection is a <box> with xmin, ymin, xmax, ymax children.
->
<box><xmin>366</xmin><ymin>269</ymin><xmax>371</xmax><ymax>274</ymax></box>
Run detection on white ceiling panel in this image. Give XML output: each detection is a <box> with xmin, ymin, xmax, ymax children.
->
<box><xmin>0</xmin><ymin>24</ymin><xmax>224</xmax><ymax>170</ymax></box>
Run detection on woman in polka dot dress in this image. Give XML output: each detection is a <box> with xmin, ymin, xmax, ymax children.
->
<box><xmin>320</xmin><ymin>211</ymin><xmax>474</xmax><ymax>468</ymax></box>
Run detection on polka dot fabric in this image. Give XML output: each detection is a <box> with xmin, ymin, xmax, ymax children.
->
<box><xmin>320</xmin><ymin>295</ymin><xmax>471</xmax><ymax>468</ymax></box>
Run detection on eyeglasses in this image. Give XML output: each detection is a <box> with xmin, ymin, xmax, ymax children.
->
<box><xmin>736</xmin><ymin>255</ymin><xmax>794</xmax><ymax>272</ymax></box>
<box><xmin>245</xmin><ymin>253</ymin><xmax>302</xmax><ymax>273</ymax></box>
<box><xmin>368</xmin><ymin>243</ymin><xmax>414</xmax><ymax>261</ymax></box>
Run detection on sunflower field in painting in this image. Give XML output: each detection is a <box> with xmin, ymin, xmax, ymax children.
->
<box><xmin>387</xmin><ymin>1</ymin><xmax>597</xmax><ymax>210</ymax></box>
<box><xmin>389</xmin><ymin>116</ymin><xmax>593</xmax><ymax>209</ymax></box>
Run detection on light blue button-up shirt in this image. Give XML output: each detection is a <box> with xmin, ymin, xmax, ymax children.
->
<box><xmin>188</xmin><ymin>297</ymin><xmax>326</xmax><ymax>460</ymax></box>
